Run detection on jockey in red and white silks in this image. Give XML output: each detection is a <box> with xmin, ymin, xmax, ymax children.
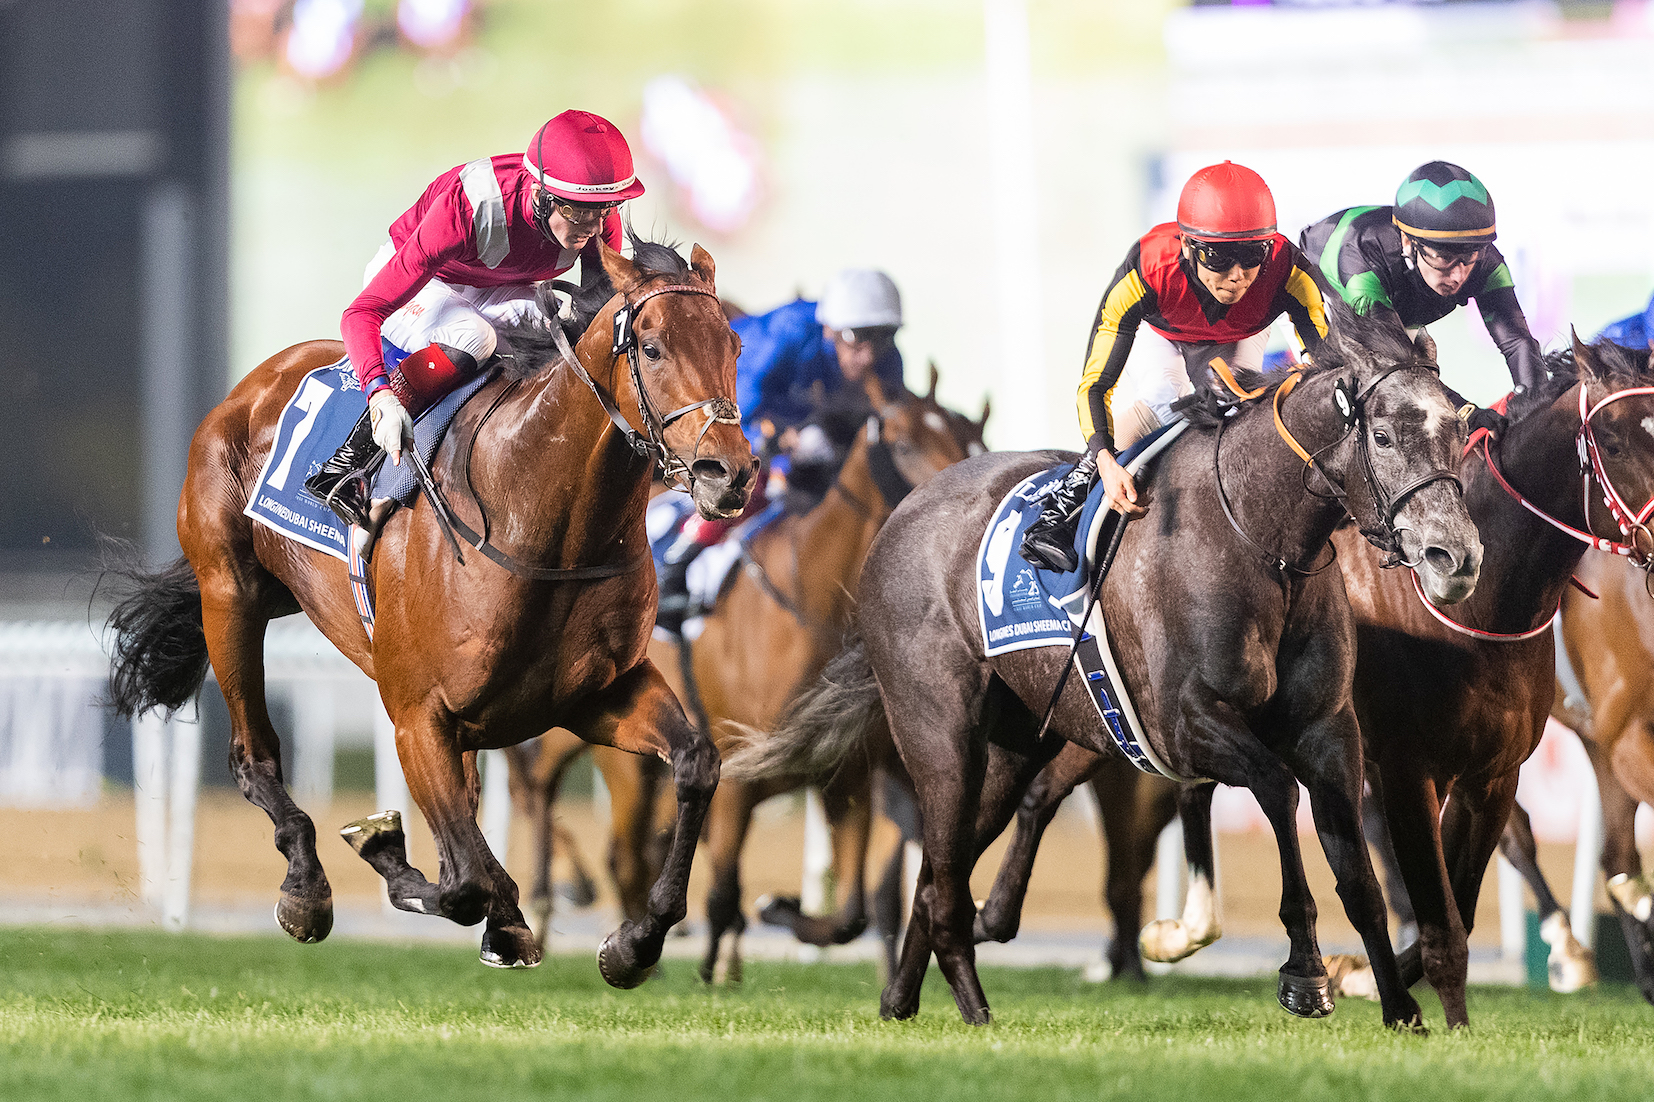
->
<box><xmin>306</xmin><ymin>108</ymin><xmax>645</xmax><ymax>529</ymax></box>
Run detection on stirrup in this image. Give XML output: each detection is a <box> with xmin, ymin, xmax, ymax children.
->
<box><xmin>319</xmin><ymin>469</ymin><xmax>374</xmax><ymax>530</ymax></box>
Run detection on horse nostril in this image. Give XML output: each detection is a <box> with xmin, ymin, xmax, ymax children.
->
<box><xmin>691</xmin><ymin>458</ymin><xmax>731</xmax><ymax>485</ymax></box>
<box><xmin>731</xmin><ymin>461</ymin><xmax>755</xmax><ymax>490</ymax></box>
<box><xmin>1423</xmin><ymin>546</ymin><xmax>1458</xmax><ymax>576</ymax></box>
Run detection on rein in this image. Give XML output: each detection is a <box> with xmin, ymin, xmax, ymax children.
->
<box><xmin>549</xmin><ymin>281</ymin><xmax>743</xmax><ymax>493</ymax></box>
<box><xmin>1410</xmin><ymin>380</ymin><xmax>1654</xmax><ymax>641</ymax></box>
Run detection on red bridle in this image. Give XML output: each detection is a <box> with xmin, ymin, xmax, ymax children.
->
<box><xmin>1411</xmin><ymin>380</ymin><xmax>1654</xmax><ymax>641</ymax></box>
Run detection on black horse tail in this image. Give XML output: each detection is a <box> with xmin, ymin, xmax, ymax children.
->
<box><xmin>105</xmin><ymin>554</ymin><xmax>210</xmax><ymax>718</ymax></box>
<box><xmin>723</xmin><ymin>632</ymin><xmax>884</xmax><ymax>783</ymax></box>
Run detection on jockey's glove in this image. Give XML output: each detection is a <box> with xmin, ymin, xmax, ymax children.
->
<box><xmin>1458</xmin><ymin>402</ymin><xmax>1508</xmax><ymax>440</ymax></box>
<box><xmin>370</xmin><ymin>389</ymin><xmax>415</xmax><ymax>461</ymax></box>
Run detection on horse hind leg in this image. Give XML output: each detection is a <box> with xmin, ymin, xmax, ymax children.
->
<box><xmin>199</xmin><ymin>579</ymin><xmax>334</xmax><ymax>943</ymax></box>
<box><xmin>1140</xmin><ymin>782</ymin><xmax>1224</xmax><ymax>964</ymax></box>
<box><xmin>1501</xmin><ymin>802</ymin><xmax>1597</xmax><ymax>993</ymax></box>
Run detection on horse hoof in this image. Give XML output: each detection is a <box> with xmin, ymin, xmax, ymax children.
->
<box><xmin>1277</xmin><ymin>971</ymin><xmax>1335</xmax><ymax>1018</ymax></box>
<box><xmin>1386</xmin><ymin>1010</ymin><xmax>1429</xmax><ymax>1036</ymax></box>
<box><xmin>757</xmin><ymin>894</ymin><xmax>802</xmax><ymax>927</ymax></box>
<box><xmin>879</xmin><ymin>992</ymin><xmax>918</xmax><ymax>1021</ymax></box>
<box><xmin>480</xmin><ymin>924</ymin><xmax>543</xmax><ymax>969</ymax></box>
<box><xmin>597</xmin><ymin>930</ymin><xmax>656</xmax><ymax>990</ymax></box>
<box><xmin>1139</xmin><ymin>918</ymin><xmax>1218</xmax><ymax>963</ymax></box>
<box><xmin>274</xmin><ymin>893</ymin><xmax>333</xmax><ymax>943</ymax></box>
<box><xmin>1323</xmin><ymin>953</ymin><xmax>1379</xmax><ymax>1002</ymax></box>
<box><xmin>340</xmin><ymin>811</ymin><xmax>405</xmax><ymax>857</ymax></box>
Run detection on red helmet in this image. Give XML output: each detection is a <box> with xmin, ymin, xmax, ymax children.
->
<box><xmin>523</xmin><ymin>110</ymin><xmax>646</xmax><ymax>203</ymax></box>
<box><xmin>1176</xmin><ymin>161</ymin><xmax>1276</xmax><ymax>242</ymax></box>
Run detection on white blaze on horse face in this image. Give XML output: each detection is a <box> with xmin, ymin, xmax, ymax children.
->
<box><xmin>1640</xmin><ymin>415</ymin><xmax>1654</xmax><ymax>441</ymax></box>
<box><xmin>923</xmin><ymin>411</ymin><xmax>948</xmax><ymax>433</ymax></box>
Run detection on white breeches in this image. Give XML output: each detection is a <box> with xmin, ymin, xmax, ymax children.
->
<box><xmin>365</xmin><ymin>241</ymin><xmax>547</xmax><ymax>363</ymax></box>
<box><xmin>1111</xmin><ymin>328</ymin><xmax>1274</xmax><ymax>426</ymax></box>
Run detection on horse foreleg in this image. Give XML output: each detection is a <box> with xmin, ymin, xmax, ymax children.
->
<box><xmin>1291</xmin><ymin>721</ymin><xmax>1424</xmax><ymax>1032</ymax></box>
<box><xmin>1585</xmin><ymin>736</ymin><xmax>1654</xmax><ymax>1004</ymax></box>
<box><xmin>1140</xmin><ymin>782</ymin><xmax>1224</xmax><ymax>964</ymax></box>
<box><xmin>1501</xmin><ymin>801</ymin><xmax>1597</xmax><ymax>993</ymax></box>
<box><xmin>570</xmin><ymin>660</ymin><xmax>717</xmax><ymax>990</ymax></box>
<box><xmin>200</xmin><ymin>589</ymin><xmax>333</xmax><ymax>943</ymax></box>
<box><xmin>699</xmin><ymin>777</ymin><xmax>761</xmax><ymax>985</ymax></box>
<box><xmin>596</xmin><ymin>746</ymin><xmax>658</xmax><ymax>923</ymax></box>
<box><xmin>975</xmin><ymin>740</ymin><xmax>1103</xmax><ymax>945</ymax></box>
<box><xmin>1435</xmin><ymin>774</ymin><xmax>1520</xmax><ymax>1026</ymax></box>
<box><xmin>1378</xmin><ymin>760</ymin><xmax>1466</xmax><ymax>1027</ymax></box>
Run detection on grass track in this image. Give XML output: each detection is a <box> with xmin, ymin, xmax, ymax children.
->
<box><xmin>1</xmin><ymin>927</ymin><xmax>1651</xmax><ymax>1101</ymax></box>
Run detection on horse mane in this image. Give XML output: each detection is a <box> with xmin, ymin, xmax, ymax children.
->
<box><xmin>494</xmin><ymin>226</ymin><xmax>695</xmax><ymax>381</ymax></box>
<box><xmin>1177</xmin><ymin>299</ymin><xmax>1422</xmax><ymax>431</ymax></box>
<box><xmin>1507</xmin><ymin>339</ymin><xmax>1654</xmax><ymax>421</ymax></box>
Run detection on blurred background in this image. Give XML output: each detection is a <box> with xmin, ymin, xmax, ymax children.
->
<box><xmin>0</xmin><ymin>0</ymin><xmax>1650</xmax><ymax>965</ymax></box>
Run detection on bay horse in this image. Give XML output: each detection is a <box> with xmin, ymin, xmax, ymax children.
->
<box><xmin>106</xmin><ymin>237</ymin><xmax>755</xmax><ymax>985</ymax></box>
<box><xmin>505</xmin><ymin>368</ymin><xmax>981</xmax><ymax>972</ymax></box>
<box><xmin>731</xmin><ymin>310</ymin><xmax>1481</xmax><ymax>1028</ymax></box>
<box><xmin>1552</xmin><ymin>548</ymin><xmax>1654</xmax><ymax>1003</ymax></box>
<box><xmin>979</xmin><ymin>337</ymin><xmax>1654</xmax><ymax>1028</ymax></box>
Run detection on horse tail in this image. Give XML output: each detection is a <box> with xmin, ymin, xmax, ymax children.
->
<box><xmin>104</xmin><ymin>553</ymin><xmax>210</xmax><ymax>718</ymax></box>
<box><xmin>724</xmin><ymin>632</ymin><xmax>884</xmax><ymax>783</ymax></box>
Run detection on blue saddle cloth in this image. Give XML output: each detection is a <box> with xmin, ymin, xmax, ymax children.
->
<box><xmin>243</xmin><ymin>355</ymin><xmax>493</xmax><ymax>562</ymax></box>
<box><xmin>975</xmin><ymin>423</ymin><xmax>1179</xmax><ymax>657</ymax></box>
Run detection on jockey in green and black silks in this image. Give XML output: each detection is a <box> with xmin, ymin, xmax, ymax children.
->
<box><xmin>1300</xmin><ymin>161</ymin><xmax>1543</xmax><ymax>438</ymax></box>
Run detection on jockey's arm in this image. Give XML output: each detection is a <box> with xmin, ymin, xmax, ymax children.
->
<box><xmin>1277</xmin><ymin>249</ymin><xmax>1331</xmax><ymax>361</ymax></box>
<box><xmin>1475</xmin><ymin>276</ymin><xmax>1545</xmax><ymax>396</ymax></box>
<box><xmin>1077</xmin><ymin>244</ymin><xmax>1156</xmax><ymax>458</ymax></box>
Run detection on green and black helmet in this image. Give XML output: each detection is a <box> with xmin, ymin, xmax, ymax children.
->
<box><xmin>1392</xmin><ymin>161</ymin><xmax>1497</xmax><ymax>247</ymax></box>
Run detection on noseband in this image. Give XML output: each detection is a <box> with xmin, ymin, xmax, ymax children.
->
<box><xmin>1215</xmin><ymin>362</ymin><xmax>1462</xmax><ymax>574</ymax></box>
<box><xmin>551</xmin><ymin>280</ymin><xmax>743</xmax><ymax>491</ymax></box>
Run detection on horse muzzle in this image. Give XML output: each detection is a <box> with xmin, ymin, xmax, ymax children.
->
<box><xmin>687</xmin><ymin>455</ymin><xmax>756</xmax><ymax>520</ymax></box>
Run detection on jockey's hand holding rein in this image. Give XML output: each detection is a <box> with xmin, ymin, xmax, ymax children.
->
<box><xmin>1096</xmin><ymin>448</ymin><xmax>1145</xmax><ymax>518</ymax></box>
<box><xmin>370</xmin><ymin>390</ymin><xmax>415</xmax><ymax>465</ymax></box>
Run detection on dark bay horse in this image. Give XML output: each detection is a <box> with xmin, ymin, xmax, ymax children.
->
<box><xmin>107</xmin><ymin>238</ymin><xmax>755</xmax><ymax>985</ymax></box>
<box><xmin>980</xmin><ymin>337</ymin><xmax>1654</xmax><ymax>1028</ymax></box>
<box><xmin>505</xmin><ymin>369</ymin><xmax>981</xmax><ymax>974</ymax></box>
<box><xmin>732</xmin><ymin>313</ymin><xmax>1481</xmax><ymax>1028</ymax></box>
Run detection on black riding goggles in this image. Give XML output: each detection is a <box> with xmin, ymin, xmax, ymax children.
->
<box><xmin>1191</xmin><ymin>239</ymin><xmax>1270</xmax><ymax>273</ymax></box>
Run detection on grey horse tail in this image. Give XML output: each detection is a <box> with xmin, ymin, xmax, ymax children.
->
<box><xmin>723</xmin><ymin>632</ymin><xmax>883</xmax><ymax>784</ymax></box>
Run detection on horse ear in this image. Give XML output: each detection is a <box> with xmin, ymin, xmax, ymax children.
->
<box><xmin>1571</xmin><ymin>326</ymin><xmax>1600</xmax><ymax>382</ymax></box>
<box><xmin>863</xmin><ymin>372</ymin><xmax>889</xmax><ymax>409</ymax></box>
<box><xmin>926</xmin><ymin>359</ymin><xmax>939</xmax><ymax>401</ymax></box>
<box><xmin>977</xmin><ymin>396</ymin><xmax>992</xmax><ymax>430</ymax></box>
<box><xmin>598</xmin><ymin>239</ymin><xmax>638</xmax><ymax>292</ymax></box>
<box><xmin>690</xmin><ymin>244</ymin><xmax>716</xmax><ymax>289</ymax></box>
<box><xmin>1412</xmin><ymin>328</ymin><xmax>1439</xmax><ymax>367</ymax></box>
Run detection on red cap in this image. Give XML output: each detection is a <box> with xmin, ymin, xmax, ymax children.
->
<box><xmin>1176</xmin><ymin>161</ymin><xmax>1276</xmax><ymax>242</ymax></box>
<box><xmin>523</xmin><ymin>110</ymin><xmax>646</xmax><ymax>202</ymax></box>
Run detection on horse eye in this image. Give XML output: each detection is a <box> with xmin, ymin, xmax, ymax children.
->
<box><xmin>642</xmin><ymin>342</ymin><xmax>662</xmax><ymax>362</ymax></box>
<box><xmin>1373</xmin><ymin>429</ymin><xmax>1392</xmax><ymax>448</ymax></box>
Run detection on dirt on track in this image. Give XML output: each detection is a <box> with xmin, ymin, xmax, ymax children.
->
<box><xmin>3</xmin><ymin>786</ymin><xmax>1573</xmax><ymax>949</ymax></box>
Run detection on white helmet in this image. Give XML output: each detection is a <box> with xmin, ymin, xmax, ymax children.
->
<box><xmin>816</xmin><ymin>269</ymin><xmax>902</xmax><ymax>333</ymax></box>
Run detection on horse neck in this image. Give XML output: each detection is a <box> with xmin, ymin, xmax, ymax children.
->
<box><xmin>470</xmin><ymin>316</ymin><xmax>654</xmax><ymax>559</ymax></box>
<box><xmin>788</xmin><ymin>436</ymin><xmax>886</xmax><ymax>620</ymax></box>
<box><xmin>1219</xmin><ymin>378</ymin><xmax>1351</xmax><ymax>563</ymax></box>
<box><xmin>1456</xmin><ymin>388</ymin><xmax>1591</xmax><ymax>632</ymax></box>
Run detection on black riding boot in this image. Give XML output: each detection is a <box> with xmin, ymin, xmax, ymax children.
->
<box><xmin>655</xmin><ymin>554</ymin><xmax>697</xmax><ymax>637</ymax></box>
<box><xmin>303</xmin><ymin>408</ymin><xmax>381</xmax><ymax>530</ymax></box>
<box><xmin>1019</xmin><ymin>453</ymin><xmax>1099</xmax><ymax>574</ymax></box>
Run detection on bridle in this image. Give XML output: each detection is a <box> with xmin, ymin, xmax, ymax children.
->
<box><xmin>550</xmin><ymin>279</ymin><xmax>742</xmax><ymax>491</ymax></box>
<box><xmin>1413</xmin><ymin>378</ymin><xmax>1654</xmax><ymax>641</ymax></box>
<box><xmin>1213</xmin><ymin>359</ymin><xmax>1463</xmax><ymax>575</ymax></box>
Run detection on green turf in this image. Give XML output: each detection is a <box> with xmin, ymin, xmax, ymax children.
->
<box><xmin>1</xmin><ymin>927</ymin><xmax>1650</xmax><ymax>1101</ymax></box>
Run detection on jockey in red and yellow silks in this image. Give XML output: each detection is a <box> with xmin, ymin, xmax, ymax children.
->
<box><xmin>1021</xmin><ymin>161</ymin><xmax>1330</xmax><ymax>574</ymax></box>
<box><xmin>307</xmin><ymin>109</ymin><xmax>644</xmax><ymax>530</ymax></box>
